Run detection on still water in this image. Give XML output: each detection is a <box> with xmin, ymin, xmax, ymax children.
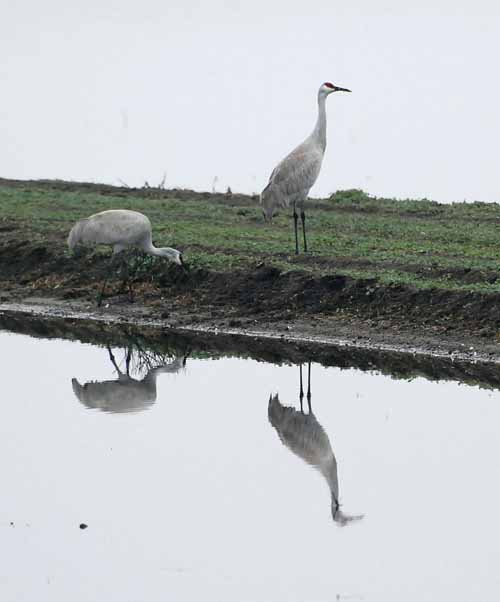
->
<box><xmin>1</xmin><ymin>330</ymin><xmax>500</xmax><ymax>602</ymax></box>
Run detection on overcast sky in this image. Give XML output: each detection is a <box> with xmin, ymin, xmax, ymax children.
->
<box><xmin>2</xmin><ymin>1</ymin><xmax>500</xmax><ymax>202</ymax></box>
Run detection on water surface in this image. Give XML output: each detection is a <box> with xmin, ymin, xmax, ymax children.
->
<box><xmin>1</xmin><ymin>330</ymin><xmax>499</xmax><ymax>602</ymax></box>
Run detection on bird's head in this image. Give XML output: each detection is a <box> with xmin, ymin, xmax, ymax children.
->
<box><xmin>159</xmin><ymin>247</ymin><xmax>184</xmax><ymax>267</ymax></box>
<box><xmin>260</xmin><ymin>190</ymin><xmax>276</xmax><ymax>222</ymax></box>
<box><xmin>175</xmin><ymin>250</ymin><xmax>191</xmax><ymax>272</ymax></box>
<box><xmin>262</xmin><ymin>206</ymin><xmax>274</xmax><ymax>223</ymax></box>
<box><xmin>331</xmin><ymin>498</ymin><xmax>365</xmax><ymax>527</ymax></box>
<box><xmin>319</xmin><ymin>82</ymin><xmax>351</xmax><ymax>97</ymax></box>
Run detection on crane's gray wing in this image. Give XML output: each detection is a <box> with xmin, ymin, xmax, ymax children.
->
<box><xmin>71</xmin><ymin>377</ymin><xmax>155</xmax><ymax>413</ymax></box>
<box><xmin>77</xmin><ymin>210</ymin><xmax>152</xmax><ymax>247</ymax></box>
<box><xmin>261</xmin><ymin>144</ymin><xmax>323</xmax><ymax>213</ymax></box>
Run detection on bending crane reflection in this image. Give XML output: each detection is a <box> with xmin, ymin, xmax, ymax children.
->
<box><xmin>268</xmin><ymin>362</ymin><xmax>364</xmax><ymax>526</ymax></box>
<box><xmin>72</xmin><ymin>343</ymin><xmax>187</xmax><ymax>414</ymax></box>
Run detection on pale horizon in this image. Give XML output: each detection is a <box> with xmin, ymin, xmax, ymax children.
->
<box><xmin>2</xmin><ymin>2</ymin><xmax>500</xmax><ymax>203</ymax></box>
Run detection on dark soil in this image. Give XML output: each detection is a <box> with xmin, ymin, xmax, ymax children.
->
<box><xmin>0</xmin><ymin>232</ymin><xmax>499</xmax><ymax>364</ymax></box>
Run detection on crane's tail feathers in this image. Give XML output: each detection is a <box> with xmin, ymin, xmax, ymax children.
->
<box><xmin>67</xmin><ymin>219</ymin><xmax>86</xmax><ymax>250</ymax></box>
<box><xmin>71</xmin><ymin>377</ymin><xmax>84</xmax><ymax>398</ymax></box>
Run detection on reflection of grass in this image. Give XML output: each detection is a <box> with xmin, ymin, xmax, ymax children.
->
<box><xmin>1</xmin><ymin>183</ymin><xmax>499</xmax><ymax>293</ymax></box>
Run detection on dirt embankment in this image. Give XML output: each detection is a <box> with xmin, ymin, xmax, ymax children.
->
<box><xmin>0</xmin><ymin>177</ymin><xmax>498</xmax><ymax>359</ymax></box>
<box><xmin>1</xmin><ymin>309</ymin><xmax>499</xmax><ymax>391</ymax></box>
<box><xmin>0</xmin><ymin>229</ymin><xmax>499</xmax><ymax>361</ymax></box>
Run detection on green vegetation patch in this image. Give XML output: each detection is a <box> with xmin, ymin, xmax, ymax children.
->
<box><xmin>0</xmin><ymin>182</ymin><xmax>499</xmax><ymax>293</ymax></box>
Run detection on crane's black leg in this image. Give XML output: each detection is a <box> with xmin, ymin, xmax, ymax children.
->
<box><xmin>117</xmin><ymin>251</ymin><xmax>135</xmax><ymax>303</ymax></box>
<box><xmin>125</xmin><ymin>346</ymin><xmax>132</xmax><ymax>376</ymax></box>
<box><xmin>293</xmin><ymin>201</ymin><xmax>299</xmax><ymax>255</ymax></box>
<box><xmin>107</xmin><ymin>345</ymin><xmax>120</xmax><ymax>373</ymax></box>
<box><xmin>182</xmin><ymin>348</ymin><xmax>192</xmax><ymax>367</ymax></box>
<box><xmin>126</xmin><ymin>252</ymin><xmax>136</xmax><ymax>304</ymax></box>
<box><xmin>299</xmin><ymin>363</ymin><xmax>304</xmax><ymax>412</ymax></box>
<box><xmin>97</xmin><ymin>281</ymin><xmax>106</xmax><ymax>307</ymax></box>
<box><xmin>119</xmin><ymin>254</ymin><xmax>128</xmax><ymax>290</ymax></box>
<box><xmin>307</xmin><ymin>361</ymin><xmax>312</xmax><ymax>413</ymax></box>
<box><xmin>97</xmin><ymin>256</ymin><xmax>117</xmax><ymax>307</ymax></box>
<box><xmin>129</xmin><ymin>250</ymin><xmax>144</xmax><ymax>302</ymax></box>
<box><xmin>301</xmin><ymin>208</ymin><xmax>308</xmax><ymax>253</ymax></box>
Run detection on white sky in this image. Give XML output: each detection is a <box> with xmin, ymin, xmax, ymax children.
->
<box><xmin>2</xmin><ymin>1</ymin><xmax>500</xmax><ymax>202</ymax></box>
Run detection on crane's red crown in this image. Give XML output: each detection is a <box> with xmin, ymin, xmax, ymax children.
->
<box><xmin>324</xmin><ymin>82</ymin><xmax>335</xmax><ymax>89</ymax></box>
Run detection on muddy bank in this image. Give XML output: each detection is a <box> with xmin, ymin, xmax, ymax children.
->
<box><xmin>0</xmin><ymin>232</ymin><xmax>499</xmax><ymax>349</ymax></box>
<box><xmin>0</xmin><ymin>234</ymin><xmax>499</xmax><ymax>366</ymax></box>
<box><xmin>0</xmin><ymin>175</ymin><xmax>498</xmax><ymax>362</ymax></box>
<box><xmin>1</xmin><ymin>305</ymin><xmax>499</xmax><ymax>390</ymax></box>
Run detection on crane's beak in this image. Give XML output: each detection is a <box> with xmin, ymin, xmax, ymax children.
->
<box><xmin>334</xmin><ymin>86</ymin><xmax>351</xmax><ymax>93</ymax></box>
<box><xmin>179</xmin><ymin>254</ymin><xmax>190</xmax><ymax>273</ymax></box>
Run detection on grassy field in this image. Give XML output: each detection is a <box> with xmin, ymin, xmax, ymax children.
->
<box><xmin>0</xmin><ymin>180</ymin><xmax>499</xmax><ymax>293</ymax></box>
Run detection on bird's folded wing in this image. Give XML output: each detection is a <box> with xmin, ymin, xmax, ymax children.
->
<box><xmin>264</xmin><ymin>145</ymin><xmax>323</xmax><ymax>201</ymax></box>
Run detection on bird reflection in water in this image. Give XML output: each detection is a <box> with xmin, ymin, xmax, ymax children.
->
<box><xmin>268</xmin><ymin>362</ymin><xmax>364</xmax><ymax>526</ymax></box>
<box><xmin>72</xmin><ymin>341</ymin><xmax>188</xmax><ymax>414</ymax></box>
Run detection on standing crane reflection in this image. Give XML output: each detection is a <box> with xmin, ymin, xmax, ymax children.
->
<box><xmin>268</xmin><ymin>362</ymin><xmax>364</xmax><ymax>526</ymax></box>
<box><xmin>72</xmin><ymin>342</ymin><xmax>188</xmax><ymax>414</ymax></box>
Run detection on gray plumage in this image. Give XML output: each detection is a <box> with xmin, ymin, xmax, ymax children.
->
<box><xmin>268</xmin><ymin>393</ymin><xmax>363</xmax><ymax>526</ymax></box>
<box><xmin>68</xmin><ymin>209</ymin><xmax>184</xmax><ymax>305</ymax></box>
<box><xmin>72</xmin><ymin>351</ymin><xmax>186</xmax><ymax>414</ymax></box>
<box><xmin>261</xmin><ymin>82</ymin><xmax>351</xmax><ymax>253</ymax></box>
<box><xmin>67</xmin><ymin>209</ymin><xmax>183</xmax><ymax>264</ymax></box>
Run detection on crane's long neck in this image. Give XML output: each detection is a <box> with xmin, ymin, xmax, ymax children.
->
<box><xmin>141</xmin><ymin>357</ymin><xmax>185</xmax><ymax>391</ymax></box>
<box><xmin>320</xmin><ymin>454</ymin><xmax>339</xmax><ymax>501</ymax></box>
<box><xmin>143</xmin><ymin>241</ymin><xmax>163</xmax><ymax>256</ymax></box>
<box><xmin>312</xmin><ymin>93</ymin><xmax>328</xmax><ymax>152</ymax></box>
<box><xmin>146</xmin><ymin>357</ymin><xmax>185</xmax><ymax>377</ymax></box>
<box><xmin>143</xmin><ymin>241</ymin><xmax>177</xmax><ymax>260</ymax></box>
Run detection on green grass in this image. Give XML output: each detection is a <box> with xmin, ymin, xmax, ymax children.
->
<box><xmin>1</xmin><ymin>183</ymin><xmax>499</xmax><ymax>293</ymax></box>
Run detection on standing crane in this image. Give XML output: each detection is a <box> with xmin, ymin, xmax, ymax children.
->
<box><xmin>67</xmin><ymin>209</ymin><xmax>184</xmax><ymax>306</ymax></box>
<box><xmin>268</xmin><ymin>363</ymin><xmax>364</xmax><ymax>526</ymax></box>
<box><xmin>261</xmin><ymin>82</ymin><xmax>351</xmax><ymax>254</ymax></box>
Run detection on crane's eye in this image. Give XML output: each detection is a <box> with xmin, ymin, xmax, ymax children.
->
<box><xmin>324</xmin><ymin>82</ymin><xmax>335</xmax><ymax>89</ymax></box>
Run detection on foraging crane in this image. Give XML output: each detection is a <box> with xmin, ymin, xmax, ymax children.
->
<box><xmin>261</xmin><ymin>82</ymin><xmax>351</xmax><ymax>254</ymax></box>
<box><xmin>268</xmin><ymin>363</ymin><xmax>363</xmax><ymax>526</ymax></box>
<box><xmin>71</xmin><ymin>345</ymin><xmax>188</xmax><ymax>414</ymax></box>
<box><xmin>67</xmin><ymin>209</ymin><xmax>184</xmax><ymax>306</ymax></box>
